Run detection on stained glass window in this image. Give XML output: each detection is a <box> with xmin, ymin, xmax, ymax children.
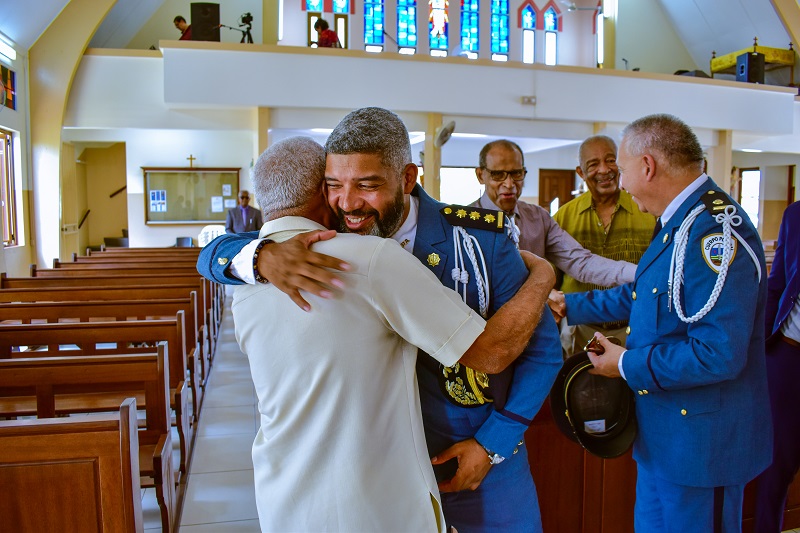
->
<box><xmin>364</xmin><ymin>0</ymin><xmax>385</xmax><ymax>46</ymax></box>
<box><xmin>333</xmin><ymin>0</ymin><xmax>349</xmax><ymax>14</ymax></box>
<box><xmin>544</xmin><ymin>7</ymin><xmax>558</xmax><ymax>31</ymax></box>
<box><xmin>429</xmin><ymin>0</ymin><xmax>449</xmax><ymax>52</ymax></box>
<box><xmin>490</xmin><ymin>0</ymin><xmax>508</xmax><ymax>55</ymax></box>
<box><xmin>0</xmin><ymin>66</ymin><xmax>15</xmax><ymax>111</ymax></box>
<box><xmin>521</xmin><ymin>5</ymin><xmax>535</xmax><ymax>30</ymax></box>
<box><xmin>460</xmin><ymin>0</ymin><xmax>479</xmax><ymax>54</ymax></box>
<box><xmin>398</xmin><ymin>0</ymin><xmax>418</xmax><ymax>48</ymax></box>
<box><xmin>306</xmin><ymin>0</ymin><xmax>323</xmax><ymax>12</ymax></box>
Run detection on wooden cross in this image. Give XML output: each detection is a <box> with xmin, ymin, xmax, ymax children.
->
<box><xmin>187</xmin><ymin>154</ymin><xmax>196</xmax><ymax>168</ymax></box>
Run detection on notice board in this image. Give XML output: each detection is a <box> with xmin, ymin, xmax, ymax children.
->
<box><xmin>143</xmin><ymin>167</ymin><xmax>240</xmax><ymax>224</ymax></box>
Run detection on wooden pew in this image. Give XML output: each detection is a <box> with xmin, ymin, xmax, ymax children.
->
<box><xmin>0</xmin><ymin>352</ymin><xmax>176</xmax><ymax>531</ymax></box>
<box><xmin>32</xmin><ymin>264</ymin><xmax>201</xmax><ymax>277</ymax></box>
<box><xmin>0</xmin><ymin>398</ymin><xmax>143</xmax><ymax>533</ymax></box>
<box><xmin>1</xmin><ymin>274</ymin><xmax>219</xmax><ymax>363</ymax></box>
<box><xmin>0</xmin><ymin>319</ymin><xmax>191</xmax><ymax>478</ymax></box>
<box><xmin>0</xmin><ymin>296</ymin><xmax>209</xmax><ymax>391</ymax></box>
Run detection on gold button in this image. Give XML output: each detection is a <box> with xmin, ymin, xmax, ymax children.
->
<box><xmin>643</xmin><ymin>390</ymin><xmax>648</xmax><ymax>395</ymax></box>
<box><xmin>681</xmin><ymin>409</ymin><xmax>687</xmax><ymax>416</ymax></box>
<box><xmin>632</xmin><ymin>291</ymin><xmax>637</xmax><ymax>300</ymax></box>
<box><xmin>663</xmin><ymin>233</ymin><xmax>669</xmax><ymax>244</ymax></box>
<box><xmin>652</xmin><ymin>287</ymin><xmax>658</xmax><ymax>294</ymax></box>
<box><xmin>217</xmin><ymin>257</ymin><xmax>229</xmax><ymax>265</ymax></box>
<box><xmin>638</xmin><ymin>390</ymin><xmax>643</xmax><ymax>395</ymax></box>
<box><xmin>626</xmin><ymin>326</ymin><xmax>631</xmax><ymax>334</ymax></box>
<box><xmin>513</xmin><ymin>447</ymin><xmax>519</xmax><ymax>454</ymax></box>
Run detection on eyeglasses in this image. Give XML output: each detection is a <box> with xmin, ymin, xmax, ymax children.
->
<box><xmin>239</xmin><ymin>196</ymin><xmax>249</xmax><ymax>200</ymax></box>
<box><xmin>482</xmin><ymin>167</ymin><xmax>527</xmax><ymax>182</ymax></box>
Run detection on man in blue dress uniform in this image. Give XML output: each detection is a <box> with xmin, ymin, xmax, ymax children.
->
<box><xmin>198</xmin><ymin>107</ymin><xmax>562</xmax><ymax>532</ymax></box>
<box><xmin>557</xmin><ymin>114</ymin><xmax>771</xmax><ymax>532</ymax></box>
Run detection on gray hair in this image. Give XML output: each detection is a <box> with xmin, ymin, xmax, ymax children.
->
<box><xmin>621</xmin><ymin>114</ymin><xmax>704</xmax><ymax>174</ymax></box>
<box><xmin>251</xmin><ymin>136</ymin><xmax>326</xmax><ymax>216</ymax></box>
<box><xmin>324</xmin><ymin>107</ymin><xmax>412</xmax><ymax>176</ymax></box>
<box><xmin>478</xmin><ymin>139</ymin><xmax>525</xmax><ymax>168</ymax></box>
<box><xmin>578</xmin><ymin>135</ymin><xmax>617</xmax><ymax>167</ymax></box>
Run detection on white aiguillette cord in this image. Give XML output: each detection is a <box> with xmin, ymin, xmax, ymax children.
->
<box><xmin>451</xmin><ymin>227</ymin><xmax>490</xmax><ymax>319</ymax></box>
<box><xmin>668</xmin><ymin>204</ymin><xmax>762</xmax><ymax>323</ymax></box>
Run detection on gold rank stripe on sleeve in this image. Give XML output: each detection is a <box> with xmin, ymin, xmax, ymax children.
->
<box><xmin>440</xmin><ymin>205</ymin><xmax>505</xmax><ymax>233</ymax></box>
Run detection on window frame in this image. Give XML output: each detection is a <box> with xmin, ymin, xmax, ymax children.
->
<box><xmin>1</xmin><ymin>128</ymin><xmax>18</xmax><ymax>246</ymax></box>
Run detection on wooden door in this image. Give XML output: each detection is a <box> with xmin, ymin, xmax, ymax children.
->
<box><xmin>539</xmin><ymin>169</ymin><xmax>577</xmax><ymax>212</ymax></box>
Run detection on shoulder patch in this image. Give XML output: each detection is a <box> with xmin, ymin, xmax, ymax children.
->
<box><xmin>440</xmin><ymin>205</ymin><xmax>505</xmax><ymax>233</ymax></box>
<box><xmin>701</xmin><ymin>190</ymin><xmax>734</xmax><ymax>215</ymax></box>
<box><xmin>701</xmin><ymin>233</ymin><xmax>737</xmax><ymax>273</ymax></box>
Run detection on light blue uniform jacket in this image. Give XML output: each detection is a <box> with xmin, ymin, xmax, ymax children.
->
<box><xmin>565</xmin><ymin>178</ymin><xmax>772</xmax><ymax>488</ymax></box>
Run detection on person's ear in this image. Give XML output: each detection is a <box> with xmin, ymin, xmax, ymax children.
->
<box><xmin>576</xmin><ymin>165</ymin><xmax>585</xmax><ymax>180</ymax></box>
<box><xmin>642</xmin><ymin>154</ymin><xmax>657</xmax><ymax>182</ymax></box>
<box><xmin>475</xmin><ymin>167</ymin><xmax>485</xmax><ymax>185</ymax></box>
<box><xmin>401</xmin><ymin>163</ymin><xmax>418</xmax><ymax>194</ymax></box>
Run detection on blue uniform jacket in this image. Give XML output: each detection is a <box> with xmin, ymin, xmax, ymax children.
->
<box><xmin>766</xmin><ymin>200</ymin><xmax>800</xmax><ymax>340</ymax></box>
<box><xmin>565</xmin><ymin>178</ymin><xmax>772</xmax><ymax>488</ymax></box>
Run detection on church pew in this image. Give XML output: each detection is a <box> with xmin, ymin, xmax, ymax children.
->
<box><xmin>1</xmin><ymin>274</ymin><xmax>219</xmax><ymax>360</ymax></box>
<box><xmin>67</xmin><ymin>255</ymin><xmax>198</xmax><ymax>264</ymax></box>
<box><xmin>32</xmin><ymin>264</ymin><xmax>200</xmax><ymax>277</ymax></box>
<box><xmin>0</xmin><ymin>318</ymin><xmax>192</xmax><ymax>478</ymax></box>
<box><xmin>0</xmin><ymin>295</ymin><xmax>209</xmax><ymax>390</ymax></box>
<box><xmin>0</xmin><ymin>398</ymin><xmax>143</xmax><ymax>533</ymax></box>
<box><xmin>0</xmin><ymin>353</ymin><xmax>175</xmax><ymax>531</ymax></box>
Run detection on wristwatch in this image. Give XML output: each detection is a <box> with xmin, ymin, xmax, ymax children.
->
<box><xmin>480</xmin><ymin>443</ymin><xmax>505</xmax><ymax>465</ymax></box>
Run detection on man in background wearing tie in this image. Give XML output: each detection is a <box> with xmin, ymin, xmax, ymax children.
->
<box><xmin>226</xmin><ymin>190</ymin><xmax>263</xmax><ymax>233</ymax></box>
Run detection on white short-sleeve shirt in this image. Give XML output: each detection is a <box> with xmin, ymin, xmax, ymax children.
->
<box><xmin>232</xmin><ymin>216</ymin><xmax>486</xmax><ymax>532</ymax></box>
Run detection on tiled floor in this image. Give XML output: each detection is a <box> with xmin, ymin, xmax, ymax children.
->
<box><xmin>142</xmin><ymin>293</ymin><xmax>261</xmax><ymax>532</ymax></box>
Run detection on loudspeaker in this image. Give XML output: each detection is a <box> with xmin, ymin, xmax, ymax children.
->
<box><xmin>190</xmin><ymin>3</ymin><xmax>220</xmax><ymax>42</ymax></box>
<box><xmin>736</xmin><ymin>52</ymin><xmax>765</xmax><ymax>84</ymax></box>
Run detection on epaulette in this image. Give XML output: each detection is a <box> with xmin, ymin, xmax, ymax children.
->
<box><xmin>701</xmin><ymin>189</ymin><xmax>734</xmax><ymax>215</ymax></box>
<box><xmin>440</xmin><ymin>205</ymin><xmax>505</xmax><ymax>233</ymax></box>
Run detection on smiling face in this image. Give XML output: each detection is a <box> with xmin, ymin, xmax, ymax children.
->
<box><xmin>475</xmin><ymin>144</ymin><xmax>525</xmax><ymax>214</ymax></box>
<box><xmin>577</xmin><ymin>138</ymin><xmax>620</xmax><ymax>203</ymax></box>
<box><xmin>324</xmin><ymin>153</ymin><xmax>415</xmax><ymax>237</ymax></box>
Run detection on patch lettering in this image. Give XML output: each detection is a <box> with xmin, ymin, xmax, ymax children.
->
<box><xmin>702</xmin><ymin>233</ymin><xmax>737</xmax><ymax>273</ymax></box>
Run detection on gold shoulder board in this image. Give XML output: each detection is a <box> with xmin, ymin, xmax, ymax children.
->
<box><xmin>440</xmin><ymin>205</ymin><xmax>505</xmax><ymax>233</ymax></box>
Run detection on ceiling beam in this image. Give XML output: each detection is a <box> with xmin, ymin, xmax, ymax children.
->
<box><xmin>770</xmin><ymin>0</ymin><xmax>800</xmax><ymax>53</ymax></box>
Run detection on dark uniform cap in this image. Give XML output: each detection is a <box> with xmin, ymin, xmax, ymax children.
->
<box><xmin>550</xmin><ymin>351</ymin><xmax>637</xmax><ymax>459</ymax></box>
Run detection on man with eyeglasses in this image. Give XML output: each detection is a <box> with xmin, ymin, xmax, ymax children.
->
<box><xmin>472</xmin><ymin>140</ymin><xmax>637</xmax><ymax>352</ymax></box>
<box><xmin>226</xmin><ymin>190</ymin><xmax>264</xmax><ymax>233</ymax></box>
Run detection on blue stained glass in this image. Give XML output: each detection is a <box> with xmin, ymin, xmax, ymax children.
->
<box><xmin>544</xmin><ymin>7</ymin><xmax>557</xmax><ymax>31</ymax></box>
<box><xmin>398</xmin><ymin>0</ymin><xmax>418</xmax><ymax>47</ymax></box>
<box><xmin>333</xmin><ymin>0</ymin><xmax>349</xmax><ymax>14</ymax></box>
<box><xmin>429</xmin><ymin>0</ymin><xmax>448</xmax><ymax>50</ymax></box>
<box><xmin>307</xmin><ymin>0</ymin><xmax>322</xmax><ymax>11</ymax></box>
<box><xmin>364</xmin><ymin>0</ymin><xmax>385</xmax><ymax>44</ymax></box>
<box><xmin>460</xmin><ymin>0</ymin><xmax>479</xmax><ymax>51</ymax></box>
<box><xmin>521</xmin><ymin>5</ymin><xmax>535</xmax><ymax>29</ymax></box>
<box><xmin>490</xmin><ymin>0</ymin><xmax>508</xmax><ymax>54</ymax></box>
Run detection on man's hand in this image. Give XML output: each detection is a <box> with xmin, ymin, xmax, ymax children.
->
<box><xmin>257</xmin><ymin>230</ymin><xmax>350</xmax><ymax>311</ymax></box>
<box><xmin>430</xmin><ymin>438</ymin><xmax>492</xmax><ymax>493</ymax></box>
<box><xmin>586</xmin><ymin>332</ymin><xmax>624</xmax><ymax>378</ymax></box>
<box><xmin>547</xmin><ymin>289</ymin><xmax>566</xmax><ymax>324</ymax></box>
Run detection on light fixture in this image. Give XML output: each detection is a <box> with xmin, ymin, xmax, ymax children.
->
<box><xmin>740</xmin><ymin>148</ymin><xmax>763</xmax><ymax>153</ymax></box>
<box><xmin>365</xmin><ymin>45</ymin><xmax>383</xmax><ymax>53</ymax></box>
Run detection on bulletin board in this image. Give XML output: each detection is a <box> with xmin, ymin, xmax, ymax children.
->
<box><xmin>143</xmin><ymin>167</ymin><xmax>240</xmax><ymax>224</ymax></box>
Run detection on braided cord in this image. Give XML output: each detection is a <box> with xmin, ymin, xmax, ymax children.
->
<box><xmin>670</xmin><ymin>205</ymin><xmax>739</xmax><ymax>323</ymax></box>
<box><xmin>451</xmin><ymin>227</ymin><xmax>490</xmax><ymax>318</ymax></box>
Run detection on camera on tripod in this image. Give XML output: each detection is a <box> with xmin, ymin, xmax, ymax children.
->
<box><xmin>220</xmin><ymin>12</ymin><xmax>254</xmax><ymax>43</ymax></box>
<box><xmin>240</xmin><ymin>12</ymin><xmax>253</xmax><ymax>27</ymax></box>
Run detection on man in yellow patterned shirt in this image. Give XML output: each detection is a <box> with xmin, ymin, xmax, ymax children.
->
<box><xmin>553</xmin><ymin>135</ymin><xmax>655</xmax><ymax>355</ymax></box>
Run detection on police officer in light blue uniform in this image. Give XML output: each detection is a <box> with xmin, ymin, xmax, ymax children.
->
<box><xmin>560</xmin><ymin>114</ymin><xmax>771</xmax><ymax>533</ymax></box>
<box><xmin>197</xmin><ymin>107</ymin><xmax>562</xmax><ymax>533</ymax></box>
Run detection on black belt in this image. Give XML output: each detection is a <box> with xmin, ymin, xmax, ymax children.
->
<box><xmin>778</xmin><ymin>333</ymin><xmax>800</xmax><ymax>348</ymax></box>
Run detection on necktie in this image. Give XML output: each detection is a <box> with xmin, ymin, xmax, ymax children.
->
<box><xmin>241</xmin><ymin>207</ymin><xmax>247</xmax><ymax>227</ymax></box>
<box><xmin>650</xmin><ymin>218</ymin><xmax>662</xmax><ymax>242</ymax></box>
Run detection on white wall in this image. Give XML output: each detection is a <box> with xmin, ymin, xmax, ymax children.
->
<box><xmin>616</xmin><ymin>0</ymin><xmax>698</xmax><ymax>74</ymax></box>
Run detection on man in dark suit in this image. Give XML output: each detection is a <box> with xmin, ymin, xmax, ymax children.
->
<box><xmin>755</xmin><ymin>200</ymin><xmax>800</xmax><ymax>532</ymax></box>
<box><xmin>225</xmin><ymin>190</ymin><xmax>263</xmax><ymax>233</ymax></box>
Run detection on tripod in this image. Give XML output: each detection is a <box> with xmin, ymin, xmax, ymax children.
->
<box><xmin>220</xmin><ymin>23</ymin><xmax>253</xmax><ymax>44</ymax></box>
